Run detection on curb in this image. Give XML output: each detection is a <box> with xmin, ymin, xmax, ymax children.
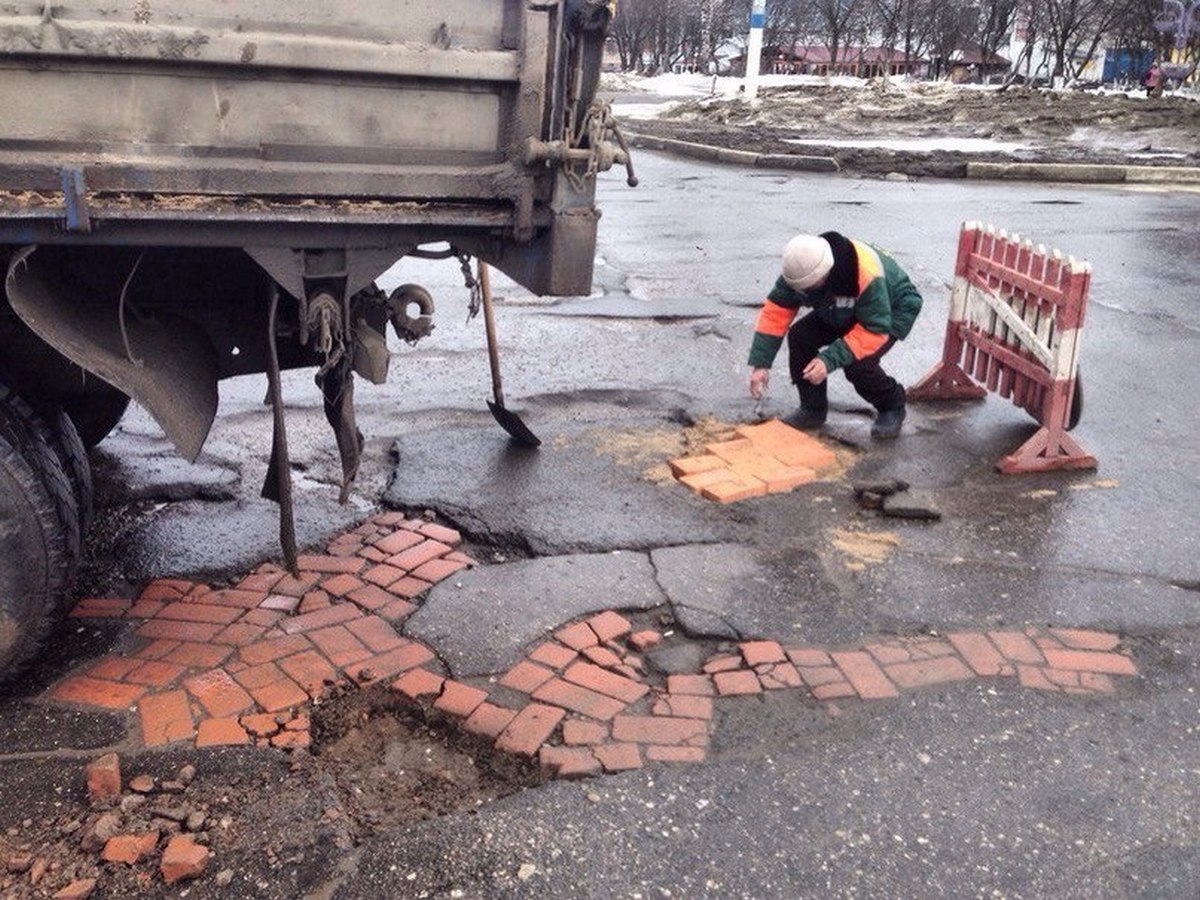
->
<box><xmin>626</xmin><ymin>132</ymin><xmax>1200</xmax><ymax>185</ymax></box>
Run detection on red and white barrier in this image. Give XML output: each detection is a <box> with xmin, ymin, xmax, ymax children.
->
<box><xmin>908</xmin><ymin>222</ymin><xmax>1097</xmax><ymax>474</ymax></box>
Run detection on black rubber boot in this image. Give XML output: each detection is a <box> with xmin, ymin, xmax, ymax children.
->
<box><xmin>781</xmin><ymin>406</ymin><xmax>827</xmax><ymax>431</ymax></box>
<box><xmin>870</xmin><ymin>405</ymin><xmax>906</xmax><ymax>439</ymax></box>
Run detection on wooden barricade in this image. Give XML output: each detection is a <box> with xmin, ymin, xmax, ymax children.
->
<box><xmin>908</xmin><ymin>222</ymin><xmax>1097</xmax><ymax>474</ymax></box>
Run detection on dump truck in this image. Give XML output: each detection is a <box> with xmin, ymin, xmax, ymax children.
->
<box><xmin>0</xmin><ymin>0</ymin><xmax>634</xmax><ymax>681</ymax></box>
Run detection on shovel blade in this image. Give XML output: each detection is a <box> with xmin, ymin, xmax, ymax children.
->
<box><xmin>488</xmin><ymin>400</ymin><xmax>541</xmax><ymax>448</ymax></box>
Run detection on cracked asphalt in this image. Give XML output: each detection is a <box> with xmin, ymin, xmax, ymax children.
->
<box><xmin>2</xmin><ymin>151</ymin><xmax>1198</xmax><ymax>898</ymax></box>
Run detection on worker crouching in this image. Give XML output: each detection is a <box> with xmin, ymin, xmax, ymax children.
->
<box><xmin>748</xmin><ymin>232</ymin><xmax>922</xmax><ymax>439</ymax></box>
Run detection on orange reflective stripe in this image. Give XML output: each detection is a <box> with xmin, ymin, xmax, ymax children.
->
<box><xmin>754</xmin><ymin>299</ymin><xmax>797</xmax><ymax>337</ymax></box>
<box><xmin>852</xmin><ymin>240</ymin><xmax>884</xmax><ymax>295</ymax></box>
<box><xmin>843</xmin><ymin>323</ymin><xmax>889</xmax><ymax>360</ymax></box>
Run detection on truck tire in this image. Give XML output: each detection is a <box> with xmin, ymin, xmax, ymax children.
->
<box><xmin>0</xmin><ymin>384</ymin><xmax>81</xmax><ymax>683</ymax></box>
<box><xmin>46</xmin><ymin>409</ymin><xmax>94</xmax><ymax>538</ymax></box>
<box><xmin>64</xmin><ymin>388</ymin><xmax>130</xmax><ymax>449</ymax></box>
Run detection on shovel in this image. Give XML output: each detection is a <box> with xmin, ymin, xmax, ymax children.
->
<box><xmin>478</xmin><ymin>261</ymin><xmax>541</xmax><ymax>447</ymax></box>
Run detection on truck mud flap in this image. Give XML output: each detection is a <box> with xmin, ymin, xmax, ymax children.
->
<box><xmin>5</xmin><ymin>246</ymin><xmax>218</xmax><ymax>461</ymax></box>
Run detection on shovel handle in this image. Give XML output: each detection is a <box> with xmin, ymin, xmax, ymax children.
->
<box><xmin>478</xmin><ymin>261</ymin><xmax>505</xmax><ymax>408</ymax></box>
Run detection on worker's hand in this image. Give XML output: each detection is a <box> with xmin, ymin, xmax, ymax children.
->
<box><xmin>802</xmin><ymin>357</ymin><xmax>828</xmax><ymax>385</ymax></box>
<box><xmin>749</xmin><ymin>368</ymin><xmax>770</xmax><ymax>400</ymax></box>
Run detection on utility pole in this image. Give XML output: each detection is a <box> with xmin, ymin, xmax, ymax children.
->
<box><xmin>744</xmin><ymin>0</ymin><xmax>767</xmax><ymax>100</ymax></box>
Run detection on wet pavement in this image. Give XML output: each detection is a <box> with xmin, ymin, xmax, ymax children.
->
<box><xmin>1</xmin><ymin>152</ymin><xmax>1198</xmax><ymax>898</ymax></box>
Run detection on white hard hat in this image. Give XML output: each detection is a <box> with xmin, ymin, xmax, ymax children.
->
<box><xmin>781</xmin><ymin>234</ymin><xmax>834</xmax><ymax>291</ymax></box>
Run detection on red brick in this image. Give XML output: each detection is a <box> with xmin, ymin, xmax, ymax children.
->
<box><xmin>587</xmin><ymin>611</ymin><xmax>632</xmax><ymax>643</ymax></box>
<box><xmin>184</xmin><ymin>669</ymin><xmax>254</xmax><ymax>718</ymax></box>
<box><xmin>529</xmin><ymin>642</ymin><xmax>578</xmax><ymax>670</ymax></box>
<box><xmin>734</xmin><ymin>418</ymin><xmax>805</xmax><ymax>453</ymax></box>
<box><xmin>1044</xmin><ymin>668</ymin><xmax>1080</xmax><ymax>687</ymax></box>
<box><xmin>740</xmin><ymin>640</ymin><xmax>786</xmax><ymax>666</ymax></box>
<box><xmin>702</xmin><ymin>656</ymin><xmax>743</xmax><ymax>679</ymax></box>
<box><xmin>237</xmin><ymin>571</ymin><xmax>284</xmax><ymax>594</ymax></box>
<box><xmin>213</xmin><ymin>622</ymin><xmax>267</xmax><ymax>646</ymax></box>
<box><xmin>629</xmin><ymin>631</ymin><xmax>662</xmax><ymax>651</ymax></box>
<box><xmin>373</xmin><ymin>529</ymin><xmax>425</xmax><ymax>556</ymax></box>
<box><xmin>714</xmin><ymin>670</ymin><xmax>762</xmax><ymax>696</ymax></box>
<box><xmin>865</xmin><ymin>643</ymin><xmax>912</xmax><ymax>665</ymax></box>
<box><xmin>388</xmin><ymin>539</ymin><xmax>452</xmax><ymax>572</ymax></box>
<box><xmin>203</xmin><ymin>588</ymin><xmax>268</xmax><ymax>609</ymax></box>
<box><xmin>239</xmin><ymin>634</ymin><xmax>312</xmax><ymax>666</ymax></box>
<box><xmin>240</xmin><ymin>712</ymin><xmax>281</xmax><ymax>737</ymax></box>
<box><xmin>125</xmin><ymin>600</ymin><xmax>165</xmax><ymax>619</ymax></box>
<box><xmin>270</xmin><ymin>729</ymin><xmax>311</xmax><ymax>750</ymax></box>
<box><xmin>248</xmin><ymin>677</ymin><xmax>309</xmax><ymax>713</ymax></box>
<box><xmin>370</xmin><ymin>512</ymin><xmax>408</xmax><ymax>527</ymax></box>
<box><xmin>612</xmin><ymin>715</ymin><xmax>707</xmax><ymax>746</ymax></box>
<box><xmin>357</xmin><ymin>546</ymin><xmax>388</xmax><ymax>563</ymax></box>
<box><xmin>410</xmin><ymin>557</ymin><xmax>467</xmax><ymax>584</ymax></box>
<box><xmin>987</xmin><ymin>630</ymin><xmax>1045</xmax><ymax>665</ymax></box>
<box><xmin>86</xmin><ymin>656</ymin><xmax>141</xmax><ymax>682</ymax></box>
<box><xmin>307</xmin><ymin>625</ymin><xmax>372</xmax><ymax>667</ymax></box>
<box><xmin>787</xmin><ymin>648</ymin><xmax>832</xmax><ymax>667</ymax></box>
<box><xmin>905</xmin><ymin>638</ymin><xmax>957</xmax><ymax>658</ymax></box>
<box><xmin>279</xmin><ymin>603</ymin><xmax>361</xmax><ymax>635</ymax></box>
<box><xmin>272</xmin><ymin>573</ymin><xmax>321</xmax><ymax>598</ymax></box>
<box><xmin>462</xmin><ymin>702</ymin><xmax>517</xmax><ymax>739</ymax></box>
<box><xmin>499</xmin><ymin>660</ymin><xmax>555</xmax><ymax>693</ymax></box>
<box><xmin>241</xmin><ymin>609</ymin><xmax>283</xmax><ymax>628</ymax></box>
<box><xmin>445</xmin><ymin>551</ymin><xmax>475</xmax><ymax>567</ymax></box>
<box><xmin>434</xmin><ymin>681</ymin><xmax>489</xmax><ymax>717</ymax></box>
<box><xmin>1080</xmin><ymin>672</ymin><xmax>1115</xmax><ymax>693</ymax></box>
<box><xmin>418</xmin><ymin>522</ymin><xmax>461</xmax><ymax>545</ymax></box>
<box><xmin>319</xmin><ymin>574</ymin><xmax>366</xmax><ymax>598</ymax></box>
<box><xmin>666</xmin><ymin>674</ymin><xmax>714</xmax><ymax>696</ymax></box>
<box><xmin>345</xmin><ymin>615</ymin><xmax>404</xmax><ymax>653</ymax></box>
<box><xmin>646</xmin><ymin>746</ymin><xmax>706</xmax><ymax>763</ymax></box>
<box><xmin>139</xmin><ymin>579</ymin><xmax>191</xmax><ymax>602</ymax></box>
<box><xmin>495</xmin><ymin>703</ymin><xmax>565</xmax><ymax>757</ymax></box>
<box><xmin>1048</xmin><ymin>629</ymin><xmax>1121</xmax><ymax>652</ymax></box>
<box><xmin>668</xmin><ymin>454</ymin><xmax>726</xmax><ymax>477</ymax></box>
<box><xmin>582</xmin><ymin>645</ymin><xmax>623</xmax><ymax>668</ymax></box>
<box><xmin>562</xmin><ymin>662</ymin><xmax>648</xmax><ymax>703</ymax></box>
<box><xmin>195</xmin><ymin>717</ymin><xmax>250</xmax><ymax>748</ymax></box>
<box><xmin>652</xmin><ymin>695</ymin><xmax>713</xmax><ymax>720</ymax></box>
<box><xmin>1017</xmin><ymin>664</ymin><xmax>1059</xmax><ymax>691</ymax></box>
<box><xmin>702</xmin><ymin>475</ymin><xmax>768</xmax><ymax>504</ymax></box>
<box><xmin>260</xmin><ymin>594</ymin><xmax>300</xmax><ymax>613</ymax></box>
<box><xmin>812</xmin><ymin>682</ymin><xmax>856</xmax><ymax>700</ymax></box>
<box><xmin>379</xmin><ymin>599</ymin><xmax>418</xmax><ymax>622</ymax></box>
<box><xmin>362</xmin><ymin>564</ymin><xmax>406</xmax><ymax>588</ymax></box>
<box><xmin>1042</xmin><ymin>647</ymin><xmax>1137</xmax><ymax>676</ymax></box>
<box><xmin>101</xmin><ymin>832</ymin><xmax>158</xmax><ymax>865</ymax></box>
<box><xmin>135</xmin><ymin>639</ymin><xmax>181</xmax><ymax>660</ymax></box>
<box><xmin>138</xmin><ymin>690</ymin><xmax>195</xmax><ymax>746</ymax></box>
<box><xmin>831</xmin><ymin>651</ymin><xmax>899</xmax><ymax>699</ymax></box>
<box><xmin>297</xmin><ymin>554</ymin><xmax>364</xmax><ymax>575</ymax></box>
<box><xmin>160</xmin><ymin>834</ymin><xmax>209</xmax><ymax>884</ymax></box>
<box><xmin>346</xmin><ymin>642</ymin><xmax>435</xmax><ymax>682</ymax></box>
<box><xmin>232</xmin><ymin>661</ymin><xmax>286</xmax><ymax>691</ymax></box>
<box><xmin>593</xmin><ymin>743</ymin><xmax>642</xmax><ymax>772</ymax></box>
<box><xmin>948</xmin><ymin>632</ymin><xmax>1007</xmax><ymax>676</ymax></box>
<box><xmin>678</xmin><ymin>468</ymin><xmax>737</xmax><ymax>494</ymax></box>
<box><xmin>125</xmin><ymin>660</ymin><xmax>187</xmax><ymax>689</ymax></box>
<box><xmin>706</xmin><ymin>438</ymin><xmax>757</xmax><ymax>464</ymax></box>
<box><xmin>884</xmin><ymin>655</ymin><xmax>973</xmax><ymax>689</ymax></box>
<box><xmin>136</xmin><ymin>619</ymin><xmax>222</xmax><ymax>644</ymax></box>
<box><xmin>299</xmin><ymin>591</ymin><xmax>331</xmax><ymax>614</ymax></box>
<box><xmin>70</xmin><ymin>597</ymin><xmax>130</xmax><ymax>618</ymax></box>
<box><xmin>342</xmin><ymin>583</ymin><xmax>391</xmax><ymax>610</ymax></box>
<box><xmin>86</xmin><ymin>753</ymin><xmax>121</xmax><ymax>804</ymax></box>
<box><xmin>391</xmin><ymin>668</ymin><xmax>446</xmax><ymax>700</ymax></box>
<box><xmin>756</xmin><ymin>662</ymin><xmax>803</xmax><ymax>689</ymax></box>
<box><xmin>50</xmin><ymin>676</ymin><xmax>145</xmax><ymax>710</ymax></box>
<box><xmin>798</xmin><ymin>665</ymin><xmax>844</xmax><ymax>687</ymax></box>
<box><xmin>770</xmin><ymin>432</ymin><xmax>837</xmax><ymax>470</ymax></box>
<box><xmin>540</xmin><ymin>746</ymin><xmax>602</xmax><ymax>778</ymax></box>
<box><xmin>278</xmin><ymin>650</ymin><xmax>340</xmax><ymax>696</ymax></box>
<box><xmin>385</xmin><ymin>577</ymin><xmax>434</xmax><ymax>600</ymax></box>
<box><xmin>155</xmin><ymin>602</ymin><xmax>242</xmax><ymax>626</ymax></box>
<box><xmin>533</xmin><ymin>679</ymin><xmax>626</xmax><ymax>720</ymax></box>
<box><xmin>554</xmin><ymin>621</ymin><xmax>598</xmax><ymax>651</ymax></box>
<box><xmin>562</xmin><ymin>720</ymin><xmax>608</xmax><ymax>745</ymax></box>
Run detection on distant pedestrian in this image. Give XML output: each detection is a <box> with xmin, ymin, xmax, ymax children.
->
<box><xmin>1143</xmin><ymin>62</ymin><xmax>1163</xmax><ymax>98</ymax></box>
<box><xmin>747</xmin><ymin>232</ymin><xmax>923</xmax><ymax>439</ymax></box>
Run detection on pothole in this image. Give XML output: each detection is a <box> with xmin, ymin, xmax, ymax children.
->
<box><xmin>308</xmin><ymin>685</ymin><xmax>543</xmax><ymax>838</ymax></box>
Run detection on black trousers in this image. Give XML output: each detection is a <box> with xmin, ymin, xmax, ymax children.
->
<box><xmin>787</xmin><ymin>315</ymin><xmax>905</xmax><ymax>412</ymax></box>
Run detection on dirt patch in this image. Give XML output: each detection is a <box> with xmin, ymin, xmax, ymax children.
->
<box><xmin>620</xmin><ymin>81</ymin><xmax>1200</xmax><ymax>177</ymax></box>
<box><xmin>585</xmin><ymin>414</ymin><xmax>741</xmax><ymax>483</ymax></box>
<box><xmin>308</xmin><ymin>685</ymin><xmax>543</xmax><ymax>837</ymax></box>
<box><xmin>830</xmin><ymin>527</ymin><xmax>900</xmax><ymax>570</ymax></box>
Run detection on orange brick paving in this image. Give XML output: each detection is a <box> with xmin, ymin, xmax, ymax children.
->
<box><xmin>669</xmin><ymin>419</ymin><xmax>839</xmax><ymax>503</ymax></box>
<box><xmin>55</xmin><ymin>514</ymin><xmax>1140</xmax><ymax>781</ymax></box>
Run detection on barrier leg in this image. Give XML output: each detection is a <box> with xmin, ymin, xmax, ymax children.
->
<box><xmin>997</xmin><ymin>426</ymin><xmax>1097</xmax><ymax>474</ymax></box>
<box><xmin>907</xmin><ymin>326</ymin><xmax>988</xmax><ymax>401</ymax></box>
